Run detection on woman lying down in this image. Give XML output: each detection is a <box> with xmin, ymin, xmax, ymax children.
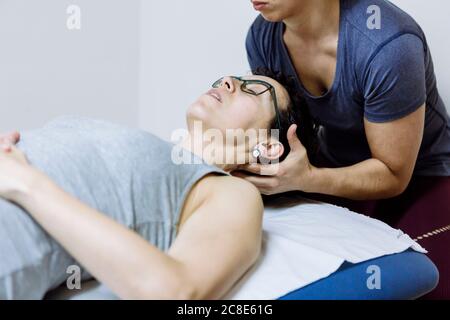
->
<box><xmin>0</xmin><ymin>71</ymin><xmax>313</xmax><ymax>299</ymax></box>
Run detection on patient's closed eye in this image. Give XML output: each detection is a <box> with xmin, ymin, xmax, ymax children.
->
<box><xmin>244</xmin><ymin>83</ymin><xmax>268</xmax><ymax>95</ymax></box>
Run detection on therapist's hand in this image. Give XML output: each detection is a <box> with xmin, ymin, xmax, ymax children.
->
<box><xmin>0</xmin><ymin>131</ymin><xmax>20</xmax><ymax>152</ymax></box>
<box><xmin>232</xmin><ymin>125</ymin><xmax>316</xmax><ymax>195</ymax></box>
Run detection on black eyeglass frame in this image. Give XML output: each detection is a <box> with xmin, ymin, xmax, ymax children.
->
<box><xmin>212</xmin><ymin>76</ymin><xmax>282</xmax><ymax>130</ymax></box>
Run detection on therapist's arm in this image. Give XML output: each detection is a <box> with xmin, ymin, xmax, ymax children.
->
<box><xmin>307</xmin><ymin>104</ymin><xmax>425</xmax><ymax>200</ymax></box>
<box><xmin>236</xmin><ymin>104</ymin><xmax>425</xmax><ymax>200</ymax></box>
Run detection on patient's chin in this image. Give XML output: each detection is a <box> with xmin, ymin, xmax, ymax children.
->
<box><xmin>187</xmin><ymin>103</ymin><xmax>209</xmax><ymax>123</ymax></box>
<box><xmin>186</xmin><ymin>105</ymin><xmax>211</xmax><ymax>130</ymax></box>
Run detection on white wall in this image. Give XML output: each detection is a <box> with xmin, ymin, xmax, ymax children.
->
<box><xmin>391</xmin><ymin>0</ymin><xmax>450</xmax><ymax>111</ymax></box>
<box><xmin>1</xmin><ymin>1</ymin><xmax>448</xmax><ymax>136</ymax></box>
<box><xmin>0</xmin><ymin>0</ymin><xmax>140</xmax><ymax>132</ymax></box>
<box><xmin>138</xmin><ymin>0</ymin><xmax>258</xmax><ymax>140</ymax></box>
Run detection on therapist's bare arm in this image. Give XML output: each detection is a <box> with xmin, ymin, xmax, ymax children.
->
<box><xmin>309</xmin><ymin>105</ymin><xmax>425</xmax><ymax>200</ymax></box>
<box><xmin>10</xmin><ymin>168</ymin><xmax>263</xmax><ymax>299</ymax></box>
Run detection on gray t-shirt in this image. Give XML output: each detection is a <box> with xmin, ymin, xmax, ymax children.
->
<box><xmin>16</xmin><ymin>115</ymin><xmax>226</xmax><ymax>251</ymax></box>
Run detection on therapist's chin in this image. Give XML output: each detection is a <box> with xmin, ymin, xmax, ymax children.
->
<box><xmin>259</xmin><ymin>11</ymin><xmax>287</xmax><ymax>23</ymax></box>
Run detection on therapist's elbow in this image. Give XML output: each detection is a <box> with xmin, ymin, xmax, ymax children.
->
<box><xmin>381</xmin><ymin>175</ymin><xmax>411</xmax><ymax>199</ymax></box>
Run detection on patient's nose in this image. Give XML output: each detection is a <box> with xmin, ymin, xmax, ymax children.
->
<box><xmin>221</xmin><ymin>76</ymin><xmax>236</xmax><ymax>93</ymax></box>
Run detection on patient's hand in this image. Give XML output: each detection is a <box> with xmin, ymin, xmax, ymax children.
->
<box><xmin>0</xmin><ymin>145</ymin><xmax>33</xmax><ymax>202</ymax></box>
<box><xmin>0</xmin><ymin>131</ymin><xmax>20</xmax><ymax>152</ymax></box>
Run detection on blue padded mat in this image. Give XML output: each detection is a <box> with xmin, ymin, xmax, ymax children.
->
<box><xmin>279</xmin><ymin>250</ymin><xmax>439</xmax><ymax>300</ymax></box>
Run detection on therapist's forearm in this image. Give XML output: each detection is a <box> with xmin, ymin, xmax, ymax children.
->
<box><xmin>308</xmin><ymin>158</ymin><xmax>408</xmax><ymax>200</ymax></box>
<box><xmin>13</xmin><ymin>170</ymin><xmax>189</xmax><ymax>299</ymax></box>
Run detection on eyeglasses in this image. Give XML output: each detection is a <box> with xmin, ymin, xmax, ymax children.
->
<box><xmin>212</xmin><ymin>76</ymin><xmax>282</xmax><ymax>130</ymax></box>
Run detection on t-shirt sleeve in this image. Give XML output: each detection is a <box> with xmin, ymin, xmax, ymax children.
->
<box><xmin>245</xmin><ymin>21</ymin><xmax>268</xmax><ymax>72</ymax></box>
<box><xmin>363</xmin><ymin>34</ymin><xmax>427</xmax><ymax>123</ymax></box>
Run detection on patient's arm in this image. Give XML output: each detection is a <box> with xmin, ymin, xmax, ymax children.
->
<box><xmin>167</xmin><ymin>175</ymin><xmax>263</xmax><ymax>299</ymax></box>
<box><xmin>11</xmin><ymin>168</ymin><xmax>263</xmax><ymax>299</ymax></box>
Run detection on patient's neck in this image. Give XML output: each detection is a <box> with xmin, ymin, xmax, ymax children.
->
<box><xmin>179</xmin><ymin>131</ymin><xmax>251</xmax><ymax>172</ymax></box>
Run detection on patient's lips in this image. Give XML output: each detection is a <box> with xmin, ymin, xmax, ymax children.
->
<box><xmin>206</xmin><ymin>89</ymin><xmax>222</xmax><ymax>103</ymax></box>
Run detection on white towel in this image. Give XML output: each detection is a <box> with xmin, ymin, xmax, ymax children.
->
<box><xmin>223</xmin><ymin>199</ymin><xmax>426</xmax><ymax>300</ymax></box>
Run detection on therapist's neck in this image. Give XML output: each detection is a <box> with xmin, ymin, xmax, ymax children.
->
<box><xmin>179</xmin><ymin>130</ymin><xmax>252</xmax><ymax>172</ymax></box>
<box><xmin>283</xmin><ymin>0</ymin><xmax>340</xmax><ymax>40</ymax></box>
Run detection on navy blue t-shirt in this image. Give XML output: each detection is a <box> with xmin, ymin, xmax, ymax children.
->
<box><xmin>246</xmin><ymin>0</ymin><xmax>450</xmax><ymax>176</ymax></box>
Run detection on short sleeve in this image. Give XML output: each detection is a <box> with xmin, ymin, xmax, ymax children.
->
<box><xmin>363</xmin><ymin>34</ymin><xmax>427</xmax><ymax>123</ymax></box>
<box><xmin>245</xmin><ymin>19</ymin><xmax>268</xmax><ymax>72</ymax></box>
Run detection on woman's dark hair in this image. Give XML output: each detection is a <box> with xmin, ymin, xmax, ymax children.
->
<box><xmin>252</xmin><ymin>68</ymin><xmax>319</xmax><ymax>162</ymax></box>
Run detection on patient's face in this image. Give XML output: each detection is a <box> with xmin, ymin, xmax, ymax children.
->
<box><xmin>187</xmin><ymin>75</ymin><xmax>289</xmax><ymax>133</ymax></box>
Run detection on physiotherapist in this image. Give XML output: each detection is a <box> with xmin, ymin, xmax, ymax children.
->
<box><xmin>236</xmin><ymin>0</ymin><xmax>450</xmax><ymax>299</ymax></box>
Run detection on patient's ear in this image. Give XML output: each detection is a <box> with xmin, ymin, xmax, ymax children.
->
<box><xmin>256</xmin><ymin>140</ymin><xmax>284</xmax><ymax>162</ymax></box>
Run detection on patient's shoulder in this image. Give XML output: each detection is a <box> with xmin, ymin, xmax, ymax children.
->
<box><xmin>179</xmin><ymin>174</ymin><xmax>263</xmax><ymax>230</ymax></box>
<box><xmin>187</xmin><ymin>174</ymin><xmax>262</xmax><ymax>216</ymax></box>
<box><xmin>200</xmin><ymin>174</ymin><xmax>262</xmax><ymax>201</ymax></box>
